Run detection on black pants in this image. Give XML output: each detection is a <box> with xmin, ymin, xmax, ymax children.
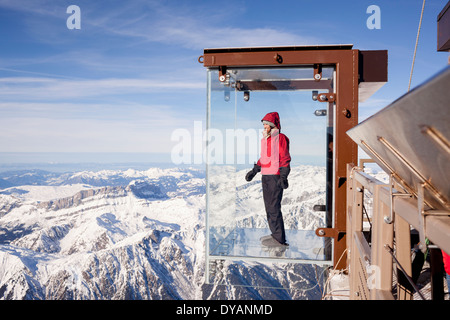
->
<box><xmin>262</xmin><ymin>175</ymin><xmax>286</xmax><ymax>244</ymax></box>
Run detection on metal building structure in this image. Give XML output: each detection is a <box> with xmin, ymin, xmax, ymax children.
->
<box><xmin>346</xmin><ymin>66</ymin><xmax>449</xmax><ymax>301</ymax></box>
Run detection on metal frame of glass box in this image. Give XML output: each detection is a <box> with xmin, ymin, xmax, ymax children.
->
<box><xmin>199</xmin><ymin>45</ymin><xmax>387</xmax><ymax>284</ymax></box>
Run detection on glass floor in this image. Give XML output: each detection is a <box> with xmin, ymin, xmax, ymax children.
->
<box><xmin>209</xmin><ymin>227</ymin><xmax>330</xmax><ymax>263</ymax></box>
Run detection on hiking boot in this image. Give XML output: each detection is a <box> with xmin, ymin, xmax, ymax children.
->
<box><xmin>259</xmin><ymin>235</ymin><xmax>273</xmax><ymax>242</ymax></box>
<box><xmin>261</xmin><ymin>236</ymin><xmax>289</xmax><ymax>247</ymax></box>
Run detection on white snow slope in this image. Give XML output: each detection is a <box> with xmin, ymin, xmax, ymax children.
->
<box><xmin>0</xmin><ymin>165</ymin><xmax>355</xmax><ymax>300</ymax></box>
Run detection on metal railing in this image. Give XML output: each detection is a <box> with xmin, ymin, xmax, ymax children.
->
<box><xmin>346</xmin><ymin>161</ymin><xmax>450</xmax><ymax>300</ymax></box>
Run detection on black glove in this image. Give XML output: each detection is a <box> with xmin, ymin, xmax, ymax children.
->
<box><xmin>245</xmin><ymin>163</ymin><xmax>261</xmax><ymax>182</ymax></box>
<box><xmin>278</xmin><ymin>166</ymin><xmax>290</xmax><ymax>189</ymax></box>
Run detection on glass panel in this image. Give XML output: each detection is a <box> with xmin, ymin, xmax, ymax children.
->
<box><xmin>206</xmin><ymin>70</ymin><xmax>237</xmax><ymax>258</ymax></box>
<box><xmin>206</xmin><ymin>66</ymin><xmax>334</xmax><ymax>290</ymax></box>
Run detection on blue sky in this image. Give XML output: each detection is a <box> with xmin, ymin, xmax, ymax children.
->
<box><xmin>0</xmin><ymin>0</ymin><xmax>448</xmax><ymax>163</ymax></box>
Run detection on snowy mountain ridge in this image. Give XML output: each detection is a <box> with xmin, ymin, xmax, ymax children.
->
<box><xmin>0</xmin><ymin>165</ymin><xmax>386</xmax><ymax>300</ymax></box>
<box><xmin>0</xmin><ymin>167</ymin><xmax>206</xmax><ymax>299</ymax></box>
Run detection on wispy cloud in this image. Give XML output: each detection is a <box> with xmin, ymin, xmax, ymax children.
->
<box><xmin>1</xmin><ymin>0</ymin><xmax>315</xmax><ymax>49</ymax></box>
<box><xmin>0</xmin><ymin>0</ymin><xmax>62</xmax><ymax>16</ymax></box>
<box><xmin>359</xmin><ymin>98</ymin><xmax>393</xmax><ymax>109</ymax></box>
<box><xmin>0</xmin><ymin>0</ymin><xmax>324</xmax><ymax>154</ymax></box>
<box><xmin>101</xmin><ymin>5</ymin><xmax>319</xmax><ymax>50</ymax></box>
<box><xmin>0</xmin><ymin>116</ymin><xmax>176</xmax><ymax>153</ymax></box>
<box><xmin>358</xmin><ymin>97</ymin><xmax>394</xmax><ymax>121</ymax></box>
<box><xmin>0</xmin><ymin>98</ymin><xmax>193</xmax><ymax>152</ymax></box>
<box><xmin>0</xmin><ymin>77</ymin><xmax>204</xmax><ymax>101</ymax></box>
<box><xmin>0</xmin><ymin>0</ymin><xmax>320</xmax><ymax>75</ymax></box>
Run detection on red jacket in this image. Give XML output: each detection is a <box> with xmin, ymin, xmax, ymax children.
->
<box><xmin>443</xmin><ymin>250</ymin><xmax>450</xmax><ymax>275</ymax></box>
<box><xmin>257</xmin><ymin>112</ymin><xmax>291</xmax><ymax>175</ymax></box>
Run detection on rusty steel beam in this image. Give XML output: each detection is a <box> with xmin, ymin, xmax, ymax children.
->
<box><xmin>235</xmin><ymin>79</ymin><xmax>333</xmax><ymax>91</ymax></box>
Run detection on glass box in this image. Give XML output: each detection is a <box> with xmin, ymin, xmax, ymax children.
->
<box><xmin>205</xmin><ymin>66</ymin><xmax>335</xmax><ymax>289</ymax></box>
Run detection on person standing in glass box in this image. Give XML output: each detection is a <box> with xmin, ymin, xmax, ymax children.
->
<box><xmin>245</xmin><ymin>112</ymin><xmax>291</xmax><ymax>247</ymax></box>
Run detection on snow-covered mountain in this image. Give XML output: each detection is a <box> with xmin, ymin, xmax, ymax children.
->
<box><xmin>0</xmin><ymin>165</ymin><xmax>352</xmax><ymax>300</ymax></box>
